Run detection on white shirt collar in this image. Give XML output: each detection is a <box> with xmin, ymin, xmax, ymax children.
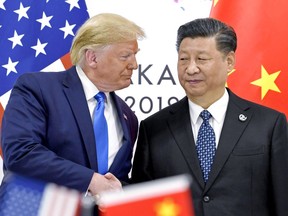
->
<box><xmin>189</xmin><ymin>89</ymin><xmax>229</xmax><ymax>124</ymax></box>
<box><xmin>76</xmin><ymin>65</ymin><xmax>110</xmax><ymax>102</ymax></box>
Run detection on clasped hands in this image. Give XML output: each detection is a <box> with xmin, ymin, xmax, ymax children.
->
<box><xmin>88</xmin><ymin>172</ymin><xmax>122</xmax><ymax>206</ymax></box>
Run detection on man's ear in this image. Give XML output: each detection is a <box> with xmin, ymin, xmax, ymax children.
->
<box><xmin>226</xmin><ymin>51</ymin><xmax>236</xmax><ymax>72</ymax></box>
<box><xmin>85</xmin><ymin>49</ymin><xmax>97</xmax><ymax>67</ymax></box>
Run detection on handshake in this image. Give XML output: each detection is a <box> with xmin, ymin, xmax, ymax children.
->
<box><xmin>88</xmin><ymin>172</ymin><xmax>122</xmax><ymax>204</ymax></box>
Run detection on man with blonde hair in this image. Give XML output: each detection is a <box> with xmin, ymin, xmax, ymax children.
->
<box><xmin>1</xmin><ymin>12</ymin><xmax>145</xmax><ymax>205</ymax></box>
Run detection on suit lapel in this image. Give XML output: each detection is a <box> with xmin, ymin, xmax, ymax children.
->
<box><xmin>204</xmin><ymin>90</ymin><xmax>253</xmax><ymax>192</ymax></box>
<box><xmin>62</xmin><ymin>67</ymin><xmax>98</xmax><ymax>171</ymax></box>
<box><xmin>167</xmin><ymin>97</ymin><xmax>205</xmax><ymax>188</ymax></box>
<box><xmin>108</xmin><ymin>93</ymin><xmax>131</xmax><ymax>175</ymax></box>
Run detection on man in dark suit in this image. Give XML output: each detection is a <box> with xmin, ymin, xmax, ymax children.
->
<box><xmin>1</xmin><ymin>13</ymin><xmax>145</xmax><ymax>199</ymax></box>
<box><xmin>131</xmin><ymin>18</ymin><xmax>288</xmax><ymax>216</ymax></box>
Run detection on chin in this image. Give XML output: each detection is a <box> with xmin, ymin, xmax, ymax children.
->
<box><xmin>117</xmin><ymin>83</ymin><xmax>131</xmax><ymax>90</ymax></box>
<box><xmin>186</xmin><ymin>89</ymin><xmax>205</xmax><ymax>97</ymax></box>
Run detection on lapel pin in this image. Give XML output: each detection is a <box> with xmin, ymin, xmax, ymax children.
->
<box><xmin>238</xmin><ymin>114</ymin><xmax>247</xmax><ymax>122</ymax></box>
<box><xmin>123</xmin><ymin>114</ymin><xmax>128</xmax><ymax>120</ymax></box>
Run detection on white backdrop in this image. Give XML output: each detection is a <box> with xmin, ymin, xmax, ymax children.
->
<box><xmin>0</xmin><ymin>0</ymin><xmax>212</xmax><ymax>183</ymax></box>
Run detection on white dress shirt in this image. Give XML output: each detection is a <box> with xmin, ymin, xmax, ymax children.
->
<box><xmin>188</xmin><ymin>89</ymin><xmax>229</xmax><ymax>148</ymax></box>
<box><xmin>76</xmin><ymin>65</ymin><xmax>123</xmax><ymax>169</ymax></box>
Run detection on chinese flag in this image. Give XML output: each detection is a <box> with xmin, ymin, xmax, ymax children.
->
<box><xmin>100</xmin><ymin>175</ymin><xmax>195</xmax><ymax>216</ymax></box>
<box><xmin>210</xmin><ymin>0</ymin><xmax>288</xmax><ymax>119</ymax></box>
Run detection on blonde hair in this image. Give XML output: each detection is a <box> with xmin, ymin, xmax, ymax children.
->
<box><xmin>70</xmin><ymin>13</ymin><xmax>146</xmax><ymax>65</ymax></box>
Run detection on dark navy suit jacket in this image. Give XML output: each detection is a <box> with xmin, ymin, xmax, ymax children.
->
<box><xmin>132</xmin><ymin>89</ymin><xmax>288</xmax><ymax>216</ymax></box>
<box><xmin>1</xmin><ymin>66</ymin><xmax>138</xmax><ymax>192</ymax></box>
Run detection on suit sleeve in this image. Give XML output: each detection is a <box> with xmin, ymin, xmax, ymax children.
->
<box><xmin>271</xmin><ymin>113</ymin><xmax>288</xmax><ymax>215</ymax></box>
<box><xmin>1</xmin><ymin>74</ymin><xmax>94</xmax><ymax>192</ymax></box>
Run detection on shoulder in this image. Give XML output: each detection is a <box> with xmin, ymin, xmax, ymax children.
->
<box><xmin>16</xmin><ymin>71</ymin><xmax>65</xmax><ymax>87</ymax></box>
<box><xmin>14</xmin><ymin>67</ymin><xmax>76</xmax><ymax>89</ymax></box>
<box><xmin>228</xmin><ymin>88</ymin><xmax>287</xmax><ymax>121</ymax></box>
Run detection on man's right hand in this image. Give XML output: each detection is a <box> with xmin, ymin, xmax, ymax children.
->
<box><xmin>88</xmin><ymin>172</ymin><xmax>122</xmax><ymax>197</ymax></box>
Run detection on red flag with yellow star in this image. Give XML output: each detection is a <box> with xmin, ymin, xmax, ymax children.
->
<box><xmin>99</xmin><ymin>175</ymin><xmax>195</xmax><ymax>216</ymax></box>
<box><xmin>210</xmin><ymin>0</ymin><xmax>288</xmax><ymax>118</ymax></box>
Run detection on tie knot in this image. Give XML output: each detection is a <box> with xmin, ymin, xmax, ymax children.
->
<box><xmin>95</xmin><ymin>92</ymin><xmax>106</xmax><ymax>103</ymax></box>
<box><xmin>200</xmin><ymin>110</ymin><xmax>212</xmax><ymax>121</ymax></box>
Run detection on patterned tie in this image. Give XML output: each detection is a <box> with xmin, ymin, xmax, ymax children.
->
<box><xmin>196</xmin><ymin>110</ymin><xmax>216</xmax><ymax>182</ymax></box>
<box><xmin>93</xmin><ymin>92</ymin><xmax>108</xmax><ymax>174</ymax></box>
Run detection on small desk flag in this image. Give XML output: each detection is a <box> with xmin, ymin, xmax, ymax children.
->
<box><xmin>100</xmin><ymin>175</ymin><xmax>195</xmax><ymax>216</ymax></box>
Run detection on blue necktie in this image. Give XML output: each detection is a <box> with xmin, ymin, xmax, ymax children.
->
<box><xmin>196</xmin><ymin>110</ymin><xmax>216</xmax><ymax>182</ymax></box>
<box><xmin>93</xmin><ymin>92</ymin><xmax>108</xmax><ymax>174</ymax></box>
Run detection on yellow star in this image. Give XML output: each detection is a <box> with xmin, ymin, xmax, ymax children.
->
<box><xmin>155</xmin><ymin>198</ymin><xmax>180</xmax><ymax>216</ymax></box>
<box><xmin>214</xmin><ymin>0</ymin><xmax>219</xmax><ymax>7</ymax></box>
<box><xmin>250</xmin><ymin>65</ymin><xmax>281</xmax><ymax>100</ymax></box>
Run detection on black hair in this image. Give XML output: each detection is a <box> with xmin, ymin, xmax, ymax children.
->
<box><xmin>176</xmin><ymin>18</ymin><xmax>237</xmax><ymax>55</ymax></box>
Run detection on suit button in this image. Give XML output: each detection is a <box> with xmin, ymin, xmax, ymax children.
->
<box><xmin>203</xmin><ymin>196</ymin><xmax>210</xmax><ymax>202</ymax></box>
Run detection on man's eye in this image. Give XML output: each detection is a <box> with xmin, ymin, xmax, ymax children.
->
<box><xmin>121</xmin><ymin>54</ymin><xmax>131</xmax><ymax>59</ymax></box>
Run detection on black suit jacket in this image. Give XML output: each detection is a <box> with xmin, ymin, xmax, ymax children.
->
<box><xmin>132</xmin><ymin>89</ymin><xmax>288</xmax><ymax>216</ymax></box>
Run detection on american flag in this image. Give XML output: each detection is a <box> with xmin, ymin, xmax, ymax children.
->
<box><xmin>0</xmin><ymin>173</ymin><xmax>82</xmax><ymax>216</ymax></box>
<box><xmin>0</xmin><ymin>0</ymin><xmax>89</xmax><ymax>97</ymax></box>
